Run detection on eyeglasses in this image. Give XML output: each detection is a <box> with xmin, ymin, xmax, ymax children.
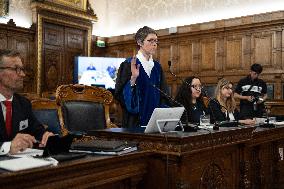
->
<box><xmin>223</xmin><ymin>86</ymin><xmax>233</xmax><ymax>90</ymax></box>
<box><xmin>0</xmin><ymin>66</ymin><xmax>26</xmax><ymax>74</ymax></box>
<box><xmin>146</xmin><ymin>39</ymin><xmax>159</xmax><ymax>44</ymax></box>
<box><xmin>191</xmin><ymin>85</ymin><xmax>203</xmax><ymax>90</ymax></box>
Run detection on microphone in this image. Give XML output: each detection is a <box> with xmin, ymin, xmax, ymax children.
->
<box><xmin>151</xmin><ymin>84</ymin><xmax>198</xmax><ymax>132</ymax></box>
<box><xmin>202</xmin><ymin>89</ymin><xmax>220</xmax><ymax>130</ymax></box>
<box><xmin>258</xmin><ymin>103</ymin><xmax>275</xmax><ymax>128</ymax></box>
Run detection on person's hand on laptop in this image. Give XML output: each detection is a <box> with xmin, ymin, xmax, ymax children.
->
<box><xmin>10</xmin><ymin>133</ymin><xmax>36</xmax><ymax>154</ymax></box>
<box><xmin>39</xmin><ymin>131</ymin><xmax>55</xmax><ymax>148</ymax></box>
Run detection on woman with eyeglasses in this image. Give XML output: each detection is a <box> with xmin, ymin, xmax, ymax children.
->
<box><xmin>175</xmin><ymin>76</ymin><xmax>208</xmax><ymax>124</ymax></box>
<box><xmin>208</xmin><ymin>78</ymin><xmax>255</xmax><ymax>125</ymax></box>
<box><xmin>115</xmin><ymin>26</ymin><xmax>169</xmax><ymax>128</ymax></box>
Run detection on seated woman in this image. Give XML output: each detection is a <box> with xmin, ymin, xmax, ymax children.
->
<box><xmin>175</xmin><ymin>76</ymin><xmax>208</xmax><ymax>125</ymax></box>
<box><xmin>208</xmin><ymin>78</ymin><xmax>255</xmax><ymax>125</ymax></box>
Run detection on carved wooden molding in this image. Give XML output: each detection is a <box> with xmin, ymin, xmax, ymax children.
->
<box><xmin>31</xmin><ymin>1</ymin><xmax>97</xmax><ymax>21</ymax></box>
<box><xmin>200</xmin><ymin>163</ymin><xmax>227</xmax><ymax>189</ymax></box>
<box><xmin>35</xmin><ymin>13</ymin><xmax>92</xmax><ymax>94</ymax></box>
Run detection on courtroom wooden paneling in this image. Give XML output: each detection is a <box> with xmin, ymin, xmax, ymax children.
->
<box><xmin>31</xmin><ymin>1</ymin><xmax>95</xmax><ymax>94</ymax></box>
<box><xmin>0</xmin><ymin>153</ymin><xmax>148</xmax><ymax>189</ymax></box>
<box><xmin>42</xmin><ymin>20</ymin><xmax>88</xmax><ymax>92</ymax></box>
<box><xmin>0</xmin><ymin>20</ymin><xmax>36</xmax><ymax>93</ymax></box>
<box><xmin>245</xmin><ymin>126</ymin><xmax>284</xmax><ymax>189</ymax></box>
<box><xmin>92</xmin><ymin>127</ymin><xmax>255</xmax><ymax>189</ymax></box>
<box><xmin>101</xmin><ymin>11</ymin><xmax>284</xmax><ymax>99</ymax></box>
<box><xmin>91</xmin><ymin>125</ymin><xmax>284</xmax><ymax>189</ymax></box>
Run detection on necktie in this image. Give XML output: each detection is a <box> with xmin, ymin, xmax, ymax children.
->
<box><xmin>4</xmin><ymin>101</ymin><xmax>12</xmax><ymax>137</ymax></box>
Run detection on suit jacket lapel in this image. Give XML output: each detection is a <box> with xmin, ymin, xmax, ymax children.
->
<box><xmin>12</xmin><ymin>97</ymin><xmax>21</xmax><ymax>136</ymax></box>
<box><xmin>0</xmin><ymin>104</ymin><xmax>8</xmax><ymax>141</ymax></box>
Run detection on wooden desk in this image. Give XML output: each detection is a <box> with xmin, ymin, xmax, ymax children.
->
<box><xmin>91</xmin><ymin>126</ymin><xmax>284</xmax><ymax>189</ymax></box>
<box><xmin>0</xmin><ymin>152</ymin><xmax>148</xmax><ymax>189</ymax></box>
<box><xmin>91</xmin><ymin>127</ymin><xmax>254</xmax><ymax>189</ymax></box>
<box><xmin>1</xmin><ymin>126</ymin><xmax>283</xmax><ymax>189</ymax></box>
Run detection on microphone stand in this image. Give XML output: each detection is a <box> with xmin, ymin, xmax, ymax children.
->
<box><xmin>259</xmin><ymin>103</ymin><xmax>275</xmax><ymax>128</ymax></box>
<box><xmin>167</xmin><ymin>61</ymin><xmax>200</xmax><ymax>131</ymax></box>
<box><xmin>202</xmin><ymin>90</ymin><xmax>220</xmax><ymax>130</ymax></box>
<box><xmin>151</xmin><ymin>84</ymin><xmax>198</xmax><ymax>132</ymax></box>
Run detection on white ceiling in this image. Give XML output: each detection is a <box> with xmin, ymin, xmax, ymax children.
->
<box><xmin>0</xmin><ymin>0</ymin><xmax>283</xmax><ymax>37</ymax></box>
<box><xmin>89</xmin><ymin>0</ymin><xmax>284</xmax><ymax>37</ymax></box>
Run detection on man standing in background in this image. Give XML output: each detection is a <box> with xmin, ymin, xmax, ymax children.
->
<box><xmin>234</xmin><ymin>63</ymin><xmax>268</xmax><ymax>119</ymax></box>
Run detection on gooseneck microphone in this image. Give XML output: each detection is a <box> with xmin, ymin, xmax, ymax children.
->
<box><xmin>167</xmin><ymin>61</ymin><xmax>201</xmax><ymax>131</ymax></box>
<box><xmin>202</xmin><ymin>90</ymin><xmax>220</xmax><ymax>130</ymax></box>
<box><xmin>258</xmin><ymin>103</ymin><xmax>275</xmax><ymax>128</ymax></box>
<box><xmin>168</xmin><ymin>61</ymin><xmax>191</xmax><ymax>87</ymax></box>
<box><xmin>151</xmin><ymin>84</ymin><xmax>198</xmax><ymax>132</ymax></box>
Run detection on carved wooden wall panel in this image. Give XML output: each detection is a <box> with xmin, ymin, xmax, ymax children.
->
<box><xmin>226</xmin><ymin>37</ymin><xmax>242</xmax><ymax>70</ymax></box>
<box><xmin>178</xmin><ymin>42</ymin><xmax>193</xmax><ymax>73</ymax></box>
<box><xmin>252</xmin><ymin>32</ymin><xmax>273</xmax><ymax>67</ymax></box>
<box><xmin>44</xmin><ymin>49</ymin><xmax>62</xmax><ymax>90</ymax></box>
<box><xmin>102</xmin><ymin>11</ymin><xmax>284</xmax><ymax>99</ymax></box>
<box><xmin>0</xmin><ymin>33</ymin><xmax>7</xmax><ymax>49</ymax></box>
<box><xmin>157</xmin><ymin>43</ymin><xmax>171</xmax><ymax>72</ymax></box>
<box><xmin>42</xmin><ymin>22</ymin><xmax>87</xmax><ymax>92</ymax></box>
<box><xmin>201</xmin><ymin>39</ymin><xmax>216</xmax><ymax>71</ymax></box>
<box><xmin>0</xmin><ymin>22</ymin><xmax>36</xmax><ymax>93</ymax></box>
<box><xmin>66</xmin><ymin>27</ymin><xmax>85</xmax><ymax>50</ymax></box>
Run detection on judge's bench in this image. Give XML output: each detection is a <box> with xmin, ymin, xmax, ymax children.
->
<box><xmin>0</xmin><ymin>125</ymin><xmax>284</xmax><ymax>189</ymax></box>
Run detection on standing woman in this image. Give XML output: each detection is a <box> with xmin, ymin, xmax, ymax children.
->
<box><xmin>115</xmin><ymin>26</ymin><xmax>169</xmax><ymax>128</ymax></box>
<box><xmin>209</xmin><ymin>78</ymin><xmax>255</xmax><ymax>125</ymax></box>
<box><xmin>175</xmin><ymin>76</ymin><xmax>208</xmax><ymax>124</ymax></box>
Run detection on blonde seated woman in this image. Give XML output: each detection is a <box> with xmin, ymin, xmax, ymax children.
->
<box><xmin>208</xmin><ymin>78</ymin><xmax>255</xmax><ymax>125</ymax></box>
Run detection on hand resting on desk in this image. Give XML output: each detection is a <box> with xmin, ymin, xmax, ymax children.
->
<box><xmin>9</xmin><ymin>132</ymin><xmax>54</xmax><ymax>155</ymax></box>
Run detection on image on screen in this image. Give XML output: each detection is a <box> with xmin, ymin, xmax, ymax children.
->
<box><xmin>74</xmin><ymin>57</ymin><xmax>126</xmax><ymax>89</ymax></box>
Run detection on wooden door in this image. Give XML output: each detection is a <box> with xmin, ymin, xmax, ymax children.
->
<box><xmin>43</xmin><ymin>22</ymin><xmax>87</xmax><ymax>91</ymax></box>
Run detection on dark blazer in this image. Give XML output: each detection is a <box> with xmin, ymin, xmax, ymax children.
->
<box><xmin>208</xmin><ymin>98</ymin><xmax>240</xmax><ymax>123</ymax></box>
<box><xmin>0</xmin><ymin>93</ymin><xmax>46</xmax><ymax>145</ymax></box>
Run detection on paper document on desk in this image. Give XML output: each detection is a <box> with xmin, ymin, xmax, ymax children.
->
<box><xmin>0</xmin><ymin>156</ymin><xmax>54</xmax><ymax>171</ymax></box>
<box><xmin>10</xmin><ymin>148</ymin><xmax>43</xmax><ymax>158</ymax></box>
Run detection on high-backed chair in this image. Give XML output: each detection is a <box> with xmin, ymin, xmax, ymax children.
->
<box><xmin>56</xmin><ymin>84</ymin><xmax>117</xmax><ymax>135</ymax></box>
<box><xmin>31</xmin><ymin>98</ymin><xmax>62</xmax><ymax>135</ymax></box>
<box><xmin>42</xmin><ymin>91</ymin><xmax>56</xmax><ymax>100</ymax></box>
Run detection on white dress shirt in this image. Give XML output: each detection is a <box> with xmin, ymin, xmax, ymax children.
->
<box><xmin>136</xmin><ymin>50</ymin><xmax>154</xmax><ymax>78</ymax></box>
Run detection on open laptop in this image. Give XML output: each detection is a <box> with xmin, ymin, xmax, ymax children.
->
<box><xmin>144</xmin><ymin>107</ymin><xmax>185</xmax><ymax>133</ymax></box>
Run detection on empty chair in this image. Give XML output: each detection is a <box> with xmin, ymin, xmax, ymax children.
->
<box><xmin>31</xmin><ymin>98</ymin><xmax>62</xmax><ymax>135</ymax></box>
<box><xmin>56</xmin><ymin>84</ymin><xmax>117</xmax><ymax>134</ymax></box>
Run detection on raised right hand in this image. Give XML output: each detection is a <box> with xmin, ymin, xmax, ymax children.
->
<box><xmin>130</xmin><ymin>56</ymin><xmax>140</xmax><ymax>85</ymax></box>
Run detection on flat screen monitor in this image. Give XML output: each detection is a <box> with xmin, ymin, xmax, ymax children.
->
<box><xmin>144</xmin><ymin>107</ymin><xmax>185</xmax><ymax>133</ymax></box>
<box><xmin>74</xmin><ymin>56</ymin><xmax>126</xmax><ymax>89</ymax></box>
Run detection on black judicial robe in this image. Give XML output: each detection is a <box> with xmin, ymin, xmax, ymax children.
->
<box><xmin>115</xmin><ymin>58</ymin><xmax>169</xmax><ymax>128</ymax></box>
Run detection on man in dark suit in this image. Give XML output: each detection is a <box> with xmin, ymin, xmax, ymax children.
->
<box><xmin>0</xmin><ymin>49</ymin><xmax>53</xmax><ymax>155</ymax></box>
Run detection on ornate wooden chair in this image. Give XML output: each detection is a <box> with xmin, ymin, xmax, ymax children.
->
<box><xmin>31</xmin><ymin>98</ymin><xmax>62</xmax><ymax>135</ymax></box>
<box><xmin>56</xmin><ymin>84</ymin><xmax>117</xmax><ymax>135</ymax></box>
<box><xmin>41</xmin><ymin>91</ymin><xmax>56</xmax><ymax>100</ymax></box>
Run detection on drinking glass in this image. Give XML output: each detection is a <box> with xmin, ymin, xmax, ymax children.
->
<box><xmin>200</xmin><ymin>115</ymin><xmax>210</xmax><ymax>126</ymax></box>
